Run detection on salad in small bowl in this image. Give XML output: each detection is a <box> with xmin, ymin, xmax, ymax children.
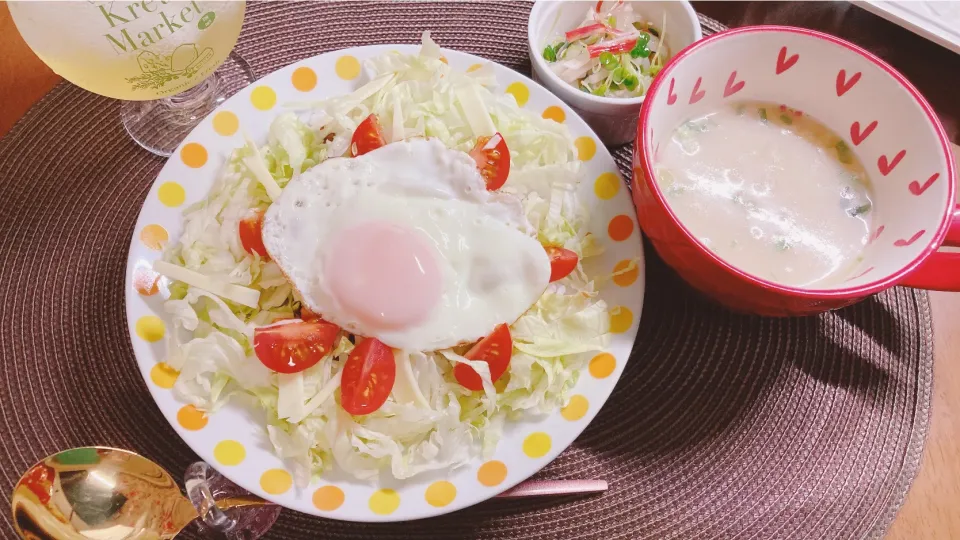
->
<box><xmin>528</xmin><ymin>0</ymin><xmax>702</xmax><ymax>144</ymax></box>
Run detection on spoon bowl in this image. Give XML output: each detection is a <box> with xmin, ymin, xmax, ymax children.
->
<box><xmin>11</xmin><ymin>447</ymin><xmax>272</xmax><ymax>540</ymax></box>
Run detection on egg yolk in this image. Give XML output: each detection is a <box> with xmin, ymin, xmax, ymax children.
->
<box><xmin>327</xmin><ymin>221</ymin><xmax>442</xmax><ymax>330</ymax></box>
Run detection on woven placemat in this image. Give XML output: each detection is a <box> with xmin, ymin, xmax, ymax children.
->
<box><xmin>0</xmin><ymin>2</ymin><xmax>932</xmax><ymax>539</ymax></box>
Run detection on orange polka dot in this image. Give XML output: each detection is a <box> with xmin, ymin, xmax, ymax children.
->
<box><xmin>608</xmin><ymin>214</ymin><xmax>635</xmax><ymax>241</ymax></box>
<box><xmin>505</xmin><ymin>82</ymin><xmax>530</xmax><ymax>107</ymax></box>
<box><xmin>610</xmin><ymin>306</ymin><xmax>634</xmax><ymax>334</ymax></box>
<box><xmin>477</xmin><ymin>460</ymin><xmax>507</xmax><ymax>487</ymax></box>
<box><xmin>212</xmin><ymin>111</ymin><xmax>239</xmax><ymax>136</ymax></box>
<box><xmin>561</xmin><ymin>394</ymin><xmax>589</xmax><ymax>421</ymax></box>
<box><xmin>466</xmin><ymin>63</ymin><xmax>483</xmax><ymax>73</ymax></box>
<box><xmin>177</xmin><ymin>405</ymin><xmax>208</xmax><ymax>431</ymax></box>
<box><xmin>214</xmin><ymin>440</ymin><xmax>246</xmax><ymax>466</ymax></box>
<box><xmin>589</xmin><ymin>353</ymin><xmax>616</xmax><ymax>379</ymax></box>
<box><xmin>313</xmin><ymin>485</ymin><xmax>345</xmax><ymax>511</ymax></box>
<box><xmin>335</xmin><ymin>55</ymin><xmax>361</xmax><ymax>80</ymax></box>
<box><xmin>260</xmin><ymin>469</ymin><xmax>292</xmax><ymax>495</ymax></box>
<box><xmin>575</xmin><ymin>136</ymin><xmax>597</xmax><ymax>161</ymax></box>
<box><xmin>369</xmin><ymin>489</ymin><xmax>400</xmax><ymax>515</ymax></box>
<box><xmin>291</xmin><ymin>66</ymin><xmax>318</xmax><ymax>92</ymax></box>
<box><xmin>250</xmin><ymin>86</ymin><xmax>277</xmax><ymax>111</ymax></box>
<box><xmin>425</xmin><ymin>481</ymin><xmax>456</xmax><ymax>507</ymax></box>
<box><xmin>149</xmin><ymin>362</ymin><xmax>179</xmax><ymax>389</ymax></box>
<box><xmin>180</xmin><ymin>143</ymin><xmax>208</xmax><ymax>168</ymax></box>
<box><xmin>133</xmin><ymin>267</ymin><xmax>160</xmax><ymax>295</ymax></box>
<box><xmin>612</xmin><ymin>259</ymin><xmax>639</xmax><ymax>287</ymax></box>
<box><xmin>522</xmin><ymin>432</ymin><xmax>552</xmax><ymax>458</ymax></box>
<box><xmin>140</xmin><ymin>224</ymin><xmax>168</xmax><ymax>250</ymax></box>
<box><xmin>542</xmin><ymin>106</ymin><xmax>565</xmax><ymax>123</ymax></box>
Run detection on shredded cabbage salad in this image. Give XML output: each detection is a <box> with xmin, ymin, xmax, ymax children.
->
<box><xmin>156</xmin><ymin>32</ymin><xmax>612</xmax><ymax>485</ymax></box>
<box><xmin>542</xmin><ymin>0</ymin><xmax>669</xmax><ymax>98</ymax></box>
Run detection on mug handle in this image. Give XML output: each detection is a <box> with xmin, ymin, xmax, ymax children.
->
<box><xmin>899</xmin><ymin>204</ymin><xmax>960</xmax><ymax>291</ymax></box>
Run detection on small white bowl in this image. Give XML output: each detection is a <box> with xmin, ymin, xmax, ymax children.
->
<box><xmin>527</xmin><ymin>0</ymin><xmax>702</xmax><ymax>145</ymax></box>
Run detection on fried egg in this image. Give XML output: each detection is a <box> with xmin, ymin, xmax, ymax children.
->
<box><xmin>262</xmin><ymin>138</ymin><xmax>550</xmax><ymax>351</ymax></box>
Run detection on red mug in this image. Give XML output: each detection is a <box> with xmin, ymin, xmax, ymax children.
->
<box><xmin>632</xmin><ymin>26</ymin><xmax>958</xmax><ymax>316</ymax></box>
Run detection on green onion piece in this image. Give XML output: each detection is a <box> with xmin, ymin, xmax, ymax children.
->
<box><xmin>835</xmin><ymin>140</ymin><xmax>853</xmax><ymax>164</ymax></box>
<box><xmin>599</xmin><ymin>52</ymin><xmax>618</xmax><ymax>69</ymax></box>
<box><xmin>612</xmin><ymin>66</ymin><xmax>627</xmax><ymax>84</ymax></box>
<box><xmin>637</xmin><ymin>33</ymin><xmax>650</xmax><ymax>47</ymax></box>
<box><xmin>608</xmin><ymin>16</ymin><xmax>617</xmax><ymax>27</ymax></box>
<box><xmin>630</xmin><ymin>39</ymin><xmax>651</xmax><ymax>59</ymax></box>
<box><xmin>648</xmin><ymin>27</ymin><xmax>660</xmax><ymax>38</ymax></box>
<box><xmin>624</xmin><ymin>74</ymin><xmax>639</xmax><ymax>91</ymax></box>
<box><xmin>848</xmin><ymin>202</ymin><xmax>872</xmax><ymax>216</ymax></box>
<box><xmin>780</xmin><ymin>114</ymin><xmax>793</xmax><ymax>125</ymax></box>
<box><xmin>649</xmin><ymin>64</ymin><xmax>661</xmax><ymax>77</ymax></box>
<box><xmin>592</xmin><ymin>83</ymin><xmax>609</xmax><ymax>96</ymax></box>
<box><xmin>542</xmin><ymin>45</ymin><xmax>557</xmax><ymax>62</ymax></box>
<box><xmin>759</xmin><ymin>108</ymin><xmax>768</xmax><ymax>123</ymax></box>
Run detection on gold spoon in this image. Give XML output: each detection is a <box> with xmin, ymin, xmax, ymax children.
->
<box><xmin>10</xmin><ymin>447</ymin><xmax>269</xmax><ymax>539</ymax></box>
<box><xmin>12</xmin><ymin>446</ymin><xmax>608</xmax><ymax>539</ymax></box>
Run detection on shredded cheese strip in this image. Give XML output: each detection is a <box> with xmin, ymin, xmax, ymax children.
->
<box><xmin>153</xmin><ymin>260</ymin><xmax>261</xmax><ymax>308</ymax></box>
<box><xmin>242</xmin><ymin>133</ymin><xmax>283</xmax><ymax>200</ymax></box>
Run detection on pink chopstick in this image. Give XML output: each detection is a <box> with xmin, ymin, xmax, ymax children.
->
<box><xmin>495</xmin><ymin>479</ymin><xmax>608</xmax><ymax>498</ymax></box>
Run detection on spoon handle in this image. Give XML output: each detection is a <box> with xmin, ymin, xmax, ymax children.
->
<box><xmin>184</xmin><ymin>462</ymin><xmax>281</xmax><ymax>539</ymax></box>
<box><xmin>496</xmin><ymin>479</ymin><xmax>609</xmax><ymax>498</ymax></box>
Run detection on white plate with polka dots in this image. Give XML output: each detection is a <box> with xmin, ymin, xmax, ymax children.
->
<box><xmin>125</xmin><ymin>45</ymin><xmax>644</xmax><ymax>522</ymax></box>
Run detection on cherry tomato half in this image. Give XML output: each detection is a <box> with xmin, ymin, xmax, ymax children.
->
<box><xmin>239</xmin><ymin>209</ymin><xmax>269</xmax><ymax>259</ymax></box>
<box><xmin>469</xmin><ymin>132</ymin><xmax>510</xmax><ymax>190</ymax></box>
<box><xmin>349</xmin><ymin>114</ymin><xmax>387</xmax><ymax>157</ymax></box>
<box><xmin>253</xmin><ymin>319</ymin><xmax>341</xmax><ymax>374</ymax></box>
<box><xmin>453</xmin><ymin>324</ymin><xmax>513</xmax><ymax>391</ymax></box>
<box><xmin>545</xmin><ymin>246</ymin><xmax>579</xmax><ymax>282</ymax></box>
<box><xmin>340</xmin><ymin>337</ymin><xmax>396</xmax><ymax>416</ymax></box>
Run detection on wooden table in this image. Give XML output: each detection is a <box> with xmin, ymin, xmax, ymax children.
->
<box><xmin>2</xmin><ymin>2</ymin><xmax>958</xmax><ymax>537</ymax></box>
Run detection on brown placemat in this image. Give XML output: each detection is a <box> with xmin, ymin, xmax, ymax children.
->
<box><xmin>0</xmin><ymin>2</ymin><xmax>931</xmax><ymax>539</ymax></box>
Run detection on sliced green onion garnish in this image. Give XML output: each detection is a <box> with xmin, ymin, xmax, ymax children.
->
<box><xmin>780</xmin><ymin>114</ymin><xmax>793</xmax><ymax>125</ymax></box>
<box><xmin>599</xmin><ymin>52</ymin><xmax>618</xmax><ymax>69</ymax></box>
<box><xmin>759</xmin><ymin>108</ymin><xmax>768</xmax><ymax>122</ymax></box>
<box><xmin>848</xmin><ymin>202</ymin><xmax>872</xmax><ymax>216</ymax></box>
<box><xmin>542</xmin><ymin>45</ymin><xmax>557</xmax><ymax>62</ymax></box>
<box><xmin>612</xmin><ymin>66</ymin><xmax>627</xmax><ymax>84</ymax></box>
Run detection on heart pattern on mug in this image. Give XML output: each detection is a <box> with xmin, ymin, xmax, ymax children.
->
<box><xmin>850</xmin><ymin>120</ymin><xmax>878</xmax><ymax>146</ymax></box>
<box><xmin>909</xmin><ymin>173</ymin><xmax>940</xmax><ymax>196</ymax></box>
<box><xmin>689</xmin><ymin>77</ymin><xmax>706</xmax><ymax>104</ymax></box>
<box><xmin>690</xmin><ymin>77</ymin><xmax>707</xmax><ymax>105</ymax></box>
<box><xmin>775</xmin><ymin>46</ymin><xmax>799</xmax><ymax>74</ymax></box>
<box><xmin>878</xmin><ymin>150</ymin><xmax>906</xmax><ymax>176</ymax></box>
<box><xmin>836</xmin><ymin>69</ymin><xmax>862</xmax><ymax>97</ymax></box>
<box><xmin>847</xmin><ymin>266</ymin><xmax>875</xmax><ymax>281</ymax></box>
<box><xmin>667</xmin><ymin>78</ymin><xmax>678</xmax><ymax>105</ymax></box>
<box><xmin>894</xmin><ymin>230</ymin><xmax>925</xmax><ymax>247</ymax></box>
<box><xmin>723</xmin><ymin>71</ymin><xmax>745</xmax><ymax>98</ymax></box>
<box><xmin>868</xmin><ymin>225</ymin><xmax>885</xmax><ymax>244</ymax></box>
